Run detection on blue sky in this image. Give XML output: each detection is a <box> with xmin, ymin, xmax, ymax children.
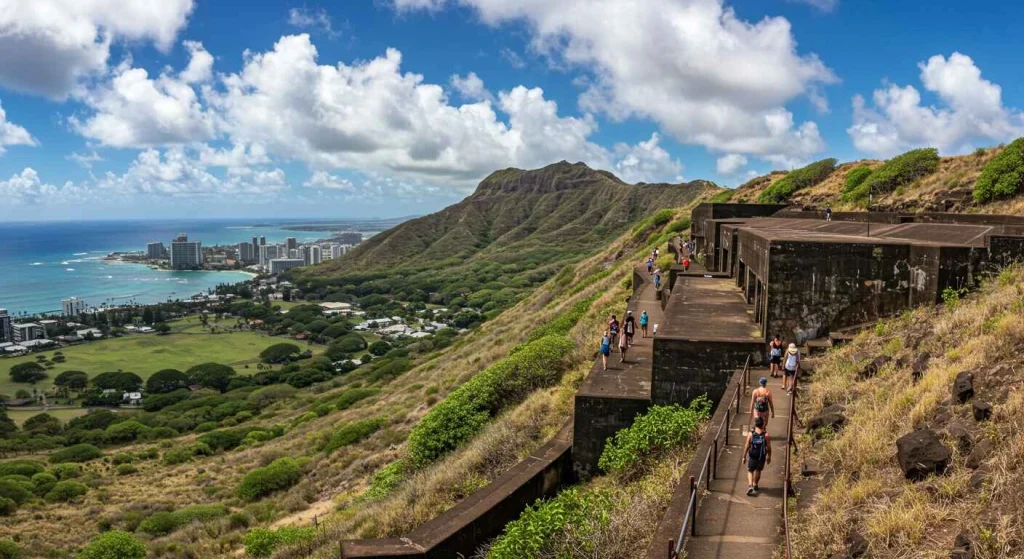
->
<box><xmin>1</xmin><ymin>0</ymin><xmax>1023</xmax><ymax>220</ymax></box>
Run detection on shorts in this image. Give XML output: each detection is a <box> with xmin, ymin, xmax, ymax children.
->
<box><xmin>747</xmin><ymin>456</ymin><xmax>766</xmax><ymax>472</ymax></box>
<box><xmin>770</xmin><ymin>355</ymin><xmax>781</xmax><ymax>365</ymax></box>
<box><xmin>753</xmin><ymin>410</ymin><xmax>770</xmax><ymax>424</ymax></box>
<box><xmin>600</xmin><ymin>346</ymin><xmax>610</xmax><ymax>356</ymax></box>
<box><xmin>784</xmin><ymin>367</ymin><xmax>796</xmax><ymax>377</ymax></box>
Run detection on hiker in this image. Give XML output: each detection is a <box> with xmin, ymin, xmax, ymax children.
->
<box><xmin>599</xmin><ymin>330</ymin><xmax>611</xmax><ymax>371</ymax></box>
<box><xmin>623</xmin><ymin>310</ymin><xmax>637</xmax><ymax>347</ymax></box>
<box><xmin>682</xmin><ymin>256</ymin><xmax>690</xmax><ymax>272</ymax></box>
<box><xmin>639</xmin><ymin>310</ymin><xmax>649</xmax><ymax>338</ymax></box>
<box><xmin>618</xmin><ymin>326</ymin><xmax>629</xmax><ymax>363</ymax></box>
<box><xmin>608</xmin><ymin>314</ymin><xmax>620</xmax><ymax>347</ymax></box>
<box><xmin>742</xmin><ymin>416</ymin><xmax>771</xmax><ymax>496</ymax></box>
<box><xmin>653</xmin><ymin>269</ymin><xmax>662</xmax><ymax>289</ymax></box>
<box><xmin>783</xmin><ymin>342</ymin><xmax>800</xmax><ymax>394</ymax></box>
<box><xmin>688</xmin><ymin>240</ymin><xmax>695</xmax><ymax>257</ymax></box>
<box><xmin>646</xmin><ymin>256</ymin><xmax>654</xmax><ymax>274</ymax></box>
<box><xmin>825</xmin><ymin>206</ymin><xmax>832</xmax><ymax>222</ymax></box>
<box><xmin>750</xmin><ymin>377</ymin><xmax>775</xmax><ymax>429</ymax></box>
<box><xmin>654</xmin><ymin>247</ymin><xmax>660</xmax><ymax>260</ymax></box>
<box><xmin>768</xmin><ymin>334</ymin><xmax>784</xmax><ymax>378</ymax></box>
<box><xmin>652</xmin><ymin>323</ymin><xmax>659</xmax><ymax>336</ymax></box>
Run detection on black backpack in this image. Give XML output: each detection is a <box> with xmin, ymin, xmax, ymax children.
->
<box><xmin>749</xmin><ymin>430</ymin><xmax>767</xmax><ymax>461</ymax></box>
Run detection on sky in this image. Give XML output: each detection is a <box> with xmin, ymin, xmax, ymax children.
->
<box><xmin>1</xmin><ymin>0</ymin><xmax>1023</xmax><ymax>221</ymax></box>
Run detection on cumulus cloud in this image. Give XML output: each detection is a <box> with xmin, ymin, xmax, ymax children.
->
<box><xmin>716</xmin><ymin>153</ymin><xmax>748</xmax><ymax>174</ymax></box>
<box><xmin>67</xmin><ymin>151</ymin><xmax>104</xmax><ymax>169</ymax></box>
<box><xmin>611</xmin><ymin>133</ymin><xmax>684</xmax><ymax>183</ymax></box>
<box><xmin>180</xmin><ymin>40</ymin><xmax>214</xmax><ymax>83</ymax></box>
<box><xmin>303</xmin><ymin>170</ymin><xmax>354</xmax><ymax>190</ymax></box>
<box><xmin>787</xmin><ymin>0</ymin><xmax>838</xmax><ymax>12</ymax></box>
<box><xmin>849</xmin><ymin>53</ymin><xmax>1024</xmax><ymax>157</ymax></box>
<box><xmin>0</xmin><ymin>0</ymin><xmax>195</xmax><ymax>99</ymax></box>
<box><xmin>394</xmin><ymin>0</ymin><xmax>835</xmax><ymax>165</ymax></box>
<box><xmin>0</xmin><ymin>101</ymin><xmax>37</xmax><ymax>154</ymax></box>
<box><xmin>287</xmin><ymin>7</ymin><xmax>338</xmax><ymax>37</ymax></box>
<box><xmin>0</xmin><ymin>168</ymin><xmax>85</xmax><ymax>204</ymax></box>
<box><xmin>98</xmin><ymin>147</ymin><xmax>286</xmax><ymax>196</ymax></box>
<box><xmin>450</xmin><ymin>72</ymin><xmax>491</xmax><ymax>101</ymax></box>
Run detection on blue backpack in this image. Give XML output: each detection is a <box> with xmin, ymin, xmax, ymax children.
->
<box><xmin>749</xmin><ymin>430</ymin><xmax>767</xmax><ymax>461</ymax></box>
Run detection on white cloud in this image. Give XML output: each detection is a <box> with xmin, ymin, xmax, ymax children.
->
<box><xmin>0</xmin><ymin>0</ymin><xmax>195</xmax><ymax>99</ymax></box>
<box><xmin>67</xmin><ymin>151</ymin><xmax>104</xmax><ymax>169</ymax></box>
<box><xmin>848</xmin><ymin>52</ymin><xmax>1024</xmax><ymax>157</ymax></box>
<box><xmin>788</xmin><ymin>0</ymin><xmax>838</xmax><ymax>12</ymax></box>
<box><xmin>716</xmin><ymin>153</ymin><xmax>748</xmax><ymax>174</ymax></box>
<box><xmin>71</xmin><ymin>56</ymin><xmax>215</xmax><ymax>147</ymax></box>
<box><xmin>499</xmin><ymin>47</ymin><xmax>526</xmax><ymax>69</ymax></box>
<box><xmin>180</xmin><ymin>40</ymin><xmax>214</xmax><ymax>83</ymax></box>
<box><xmin>98</xmin><ymin>147</ymin><xmax>286</xmax><ymax>196</ymax></box>
<box><xmin>611</xmin><ymin>133</ymin><xmax>684</xmax><ymax>184</ymax></box>
<box><xmin>0</xmin><ymin>101</ymin><xmax>37</xmax><ymax>154</ymax></box>
<box><xmin>0</xmin><ymin>168</ymin><xmax>85</xmax><ymax>204</ymax></box>
<box><xmin>303</xmin><ymin>170</ymin><xmax>353</xmax><ymax>190</ymax></box>
<box><xmin>450</xmin><ymin>72</ymin><xmax>491</xmax><ymax>101</ymax></box>
<box><xmin>395</xmin><ymin>0</ymin><xmax>835</xmax><ymax>165</ymax></box>
<box><xmin>287</xmin><ymin>7</ymin><xmax>338</xmax><ymax>37</ymax></box>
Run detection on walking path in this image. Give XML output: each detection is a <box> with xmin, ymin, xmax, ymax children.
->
<box><xmin>683</xmin><ymin>370</ymin><xmax>790</xmax><ymax>559</ymax></box>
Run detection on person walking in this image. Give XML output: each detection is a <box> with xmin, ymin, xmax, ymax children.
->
<box><xmin>681</xmin><ymin>256</ymin><xmax>690</xmax><ymax>272</ymax></box>
<box><xmin>623</xmin><ymin>310</ymin><xmax>637</xmax><ymax>347</ymax></box>
<box><xmin>639</xmin><ymin>310</ymin><xmax>649</xmax><ymax>338</ymax></box>
<box><xmin>653</xmin><ymin>269</ymin><xmax>662</xmax><ymax>290</ymax></box>
<box><xmin>768</xmin><ymin>334</ymin><xmax>784</xmax><ymax>378</ymax></box>
<box><xmin>742</xmin><ymin>416</ymin><xmax>771</xmax><ymax>496</ymax></box>
<box><xmin>618</xmin><ymin>327</ymin><xmax>629</xmax><ymax>363</ymax></box>
<box><xmin>783</xmin><ymin>342</ymin><xmax>801</xmax><ymax>394</ymax></box>
<box><xmin>599</xmin><ymin>330</ymin><xmax>611</xmax><ymax>371</ymax></box>
<box><xmin>608</xmin><ymin>314</ymin><xmax>620</xmax><ymax>347</ymax></box>
<box><xmin>646</xmin><ymin>256</ymin><xmax>654</xmax><ymax>275</ymax></box>
<box><xmin>825</xmin><ymin>206</ymin><xmax>833</xmax><ymax>222</ymax></box>
<box><xmin>750</xmin><ymin>377</ymin><xmax>775</xmax><ymax>429</ymax></box>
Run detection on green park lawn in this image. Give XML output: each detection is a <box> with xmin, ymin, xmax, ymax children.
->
<box><xmin>1</xmin><ymin>329</ymin><xmax>325</xmax><ymax>396</ymax></box>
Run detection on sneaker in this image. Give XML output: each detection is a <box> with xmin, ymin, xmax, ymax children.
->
<box><xmin>753</xmin><ymin>484</ymin><xmax>759</xmax><ymax>491</ymax></box>
<box><xmin>746</xmin><ymin>485</ymin><xmax>754</xmax><ymax>496</ymax></box>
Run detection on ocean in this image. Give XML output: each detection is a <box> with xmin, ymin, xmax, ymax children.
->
<box><xmin>0</xmin><ymin>218</ymin><xmax>387</xmax><ymax>317</ymax></box>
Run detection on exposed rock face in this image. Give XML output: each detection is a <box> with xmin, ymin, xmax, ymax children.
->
<box><xmin>972</xmin><ymin>401</ymin><xmax>992</xmax><ymax>422</ymax></box>
<box><xmin>945</xmin><ymin>419</ymin><xmax>974</xmax><ymax>452</ymax></box>
<box><xmin>807</xmin><ymin>404</ymin><xmax>847</xmax><ymax>436</ymax></box>
<box><xmin>965</xmin><ymin>438</ymin><xmax>994</xmax><ymax>469</ymax></box>
<box><xmin>952</xmin><ymin>371</ymin><xmax>974</xmax><ymax>403</ymax></box>
<box><xmin>896</xmin><ymin>429</ymin><xmax>951</xmax><ymax>480</ymax></box>
<box><xmin>858</xmin><ymin>356</ymin><xmax>890</xmax><ymax>379</ymax></box>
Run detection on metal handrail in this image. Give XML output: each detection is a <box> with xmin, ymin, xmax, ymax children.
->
<box><xmin>668</xmin><ymin>355</ymin><xmax>752</xmax><ymax>558</ymax></box>
<box><xmin>782</xmin><ymin>366</ymin><xmax>799</xmax><ymax>559</ymax></box>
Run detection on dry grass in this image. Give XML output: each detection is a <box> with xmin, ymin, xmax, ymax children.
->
<box><xmin>791</xmin><ymin>267</ymin><xmax>1024</xmax><ymax>559</ymax></box>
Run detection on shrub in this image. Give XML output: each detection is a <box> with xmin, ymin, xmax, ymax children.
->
<box><xmin>50</xmin><ymin>463</ymin><xmax>81</xmax><ymax>479</ymax></box>
<box><xmin>527</xmin><ymin>295</ymin><xmax>596</xmax><ymax>342</ymax></box>
<box><xmin>368</xmin><ymin>340</ymin><xmax>392</xmax><ymax>356</ymax></box>
<box><xmin>0</xmin><ymin>539</ymin><xmax>20</xmax><ymax>558</ymax></box>
<box><xmin>366</xmin><ymin>460</ymin><xmax>406</xmax><ymax>500</ymax></box>
<box><xmin>105</xmin><ymin>420</ymin><xmax>152</xmax><ymax>443</ymax></box>
<box><xmin>30</xmin><ymin>472</ymin><xmax>57</xmax><ymax>495</ymax></box>
<box><xmin>246</xmin><ymin>384</ymin><xmax>297</xmax><ymax>408</ymax></box>
<box><xmin>0</xmin><ymin>480</ymin><xmax>31</xmax><ymax>505</ymax></box>
<box><xmin>198</xmin><ymin>428</ymin><xmax>255</xmax><ymax>451</ymax></box>
<box><xmin>228</xmin><ymin>511</ymin><xmax>251</xmax><ymax>529</ymax></box>
<box><xmin>0</xmin><ymin>461</ymin><xmax>43</xmax><ymax>478</ymax></box>
<box><xmin>243</xmin><ymin>526</ymin><xmax>316</xmax><ymax>558</ymax></box>
<box><xmin>974</xmin><ymin>137</ymin><xmax>1024</xmax><ymax>203</ymax></box>
<box><xmin>598</xmin><ymin>397</ymin><xmax>712</xmax><ymax>474</ymax></box>
<box><xmin>116</xmin><ymin>464</ymin><xmax>138</xmax><ymax>476</ymax></box>
<box><xmin>332</xmin><ymin>334</ymin><xmax>367</xmax><ymax>353</ymax></box>
<box><xmin>487</xmin><ymin>488</ymin><xmax>612</xmax><ymax>559</ymax></box>
<box><xmin>162</xmin><ymin>443</ymin><xmax>212</xmax><ymax>465</ymax></box>
<box><xmin>111</xmin><ymin>453</ymin><xmax>134</xmax><ymax>465</ymax></box>
<box><xmin>137</xmin><ymin>504</ymin><xmax>227</xmax><ymax>536</ymax></box>
<box><xmin>709</xmin><ymin>189</ymin><xmax>734</xmax><ymax>203</ymax></box>
<box><xmin>79</xmin><ymin>531</ymin><xmax>146</xmax><ymax>559</ymax></box>
<box><xmin>407</xmin><ymin>335</ymin><xmax>576</xmax><ymax>467</ymax></box>
<box><xmin>49</xmin><ymin>443</ymin><xmax>102</xmax><ymax>463</ymax></box>
<box><xmin>757</xmin><ymin>158</ymin><xmax>837</xmax><ymax>203</ymax></box>
<box><xmin>141</xmin><ymin>389</ymin><xmax>191</xmax><ymax>412</ymax></box>
<box><xmin>323</xmin><ymin>418</ymin><xmax>385</xmax><ymax>454</ymax></box>
<box><xmin>237</xmin><ymin>457</ymin><xmax>302</xmax><ymax>500</ymax></box>
<box><xmin>843</xmin><ymin>165</ymin><xmax>873</xmax><ymax>193</ymax></box>
<box><xmin>44</xmin><ymin>480</ymin><xmax>88</xmax><ymax>502</ymax></box>
<box><xmin>0</xmin><ymin>498</ymin><xmax>16</xmax><ymax>517</ymax></box>
<box><xmin>842</xmin><ymin>148</ymin><xmax>939</xmax><ymax>203</ymax></box>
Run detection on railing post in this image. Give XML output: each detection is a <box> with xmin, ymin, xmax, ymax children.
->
<box><xmin>668</xmin><ymin>539</ymin><xmax>675</xmax><ymax>559</ymax></box>
<box><xmin>689</xmin><ymin>476</ymin><xmax>697</xmax><ymax>537</ymax></box>
<box><xmin>735</xmin><ymin>382</ymin><xmax>741</xmax><ymax>415</ymax></box>
<box><xmin>724</xmin><ymin>408</ymin><xmax>730</xmax><ymax>445</ymax></box>
<box><xmin>712</xmin><ymin>438</ymin><xmax>718</xmax><ymax>479</ymax></box>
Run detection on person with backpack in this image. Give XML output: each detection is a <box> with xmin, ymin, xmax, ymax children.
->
<box><xmin>825</xmin><ymin>206</ymin><xmax>832</xmax><ymax>222</ymax></box>
<box><xmin>599</xmin><ymin>330</ymin><xmax>611</xmax><ymax>371</ymax></box>
<box><xmin>608</xmin><ymin>314</ymin><xmax>620</xmax><ymax>347</ymax></box>
<box><xmin>742</xmin><ymin>416</ymin><xmax>771</xmax><ymax>496</ymax></box>
<box><xmin>783</xmin><ymin>343</ymin><xmax>800</xmax><ymax>394</ymax></box>
<box><xmin>749</xmin><ymin>377</ymin><xmax>775</xmax><ymax>429</ymax></box>
<box><xmin>768</xmin><ymin>334</ymin><xmax>784</xmax><ymax>378</ymax></box>
<box><xmin>653</xmin><ymin>269</ymin><xmax>662</xmax><ymax>290</ymax></box>
<box><xmin>639</xmin><ymin>310</ymin><xmax>649</xmax><ymax>338</ymax></box>
<box><xmin>623</xmin><ymin>310</ymin><xmax>637</xmax><ymax>347</ymax></box>
<box><xmin>646</xmin><ymin>256</ymin><xmax>654</xmax><ymax>275</ymax></box>
<box><xmin>681</xmin><ymin>256</ymin><xmax>690</xmax><ymax>272</ymax></box>
<box><xmin>618</xmin><ymin>326</ymin><xmax>629</xmax><ymax>363</ymax></box>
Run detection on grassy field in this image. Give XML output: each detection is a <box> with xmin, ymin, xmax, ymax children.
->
<box><xmin>6</xmin><ymin>407</ymin><xmax>90</xmax><ymax>426</ymax></box>
<box><xmin>0</xmin><ymin>329</ymin><xmax>324</xmax><ymax>396</ymax></box>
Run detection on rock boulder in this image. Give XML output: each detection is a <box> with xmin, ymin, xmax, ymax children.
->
<box><xmin>965</xmin><ymin>438</ymin><xmax>994</xmax><ymax>469</ymax></box>
<box><xmin>972</xmin><ymin>401</ymin><xmax>992</xmax><ymax>422</ymax></box>
<box><xmin>807</xmin><ymin>404</ymin><xmax>847</xmax><ymax>436</ymax></box>
<box><xmin>858</xmin><ymin>356</ymin><xmax>890</xmax><ymax>379</ymax></box>
<box><xmin>952</xmin><ymin>371</ymin><xmax>974</xmax><ymax>403</ymax></box>
<box><xmin>896</xmin><ymin>429</ymin><xmax>951</xmax><ymax>480</ymax></box>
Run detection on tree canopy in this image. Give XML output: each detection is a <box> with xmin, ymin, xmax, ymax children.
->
<box><xmin>9</xmin><ymin>362</ymin><xmax>47</xmax><ymax>384</ymax></box>
<box><xmin>145</xmin><ymin>369</ymin><xmax>188</xmax><ymax>394</ymax></box>
<box><xmin>186</xmin><ymin>363</ymin><xmax>236</xmax><ymax>392</ymax></box>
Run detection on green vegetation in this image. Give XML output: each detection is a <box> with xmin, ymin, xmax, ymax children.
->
<box><xmin>49</xmin><ymin>443</ymin><xmax>102</xmax><ymax>463</ymax></box>
<box><xmin>43</xmin><ymin>479</ymin><xmax>88</xmax><ymax>502</ymax></box>
<box><xmin>757</xmin><ymin>158</ymin><xmax>838</xmax><ymax>203</ymax></box>
<box><xmin>0</xmin><ymin>539</ymin><xmax>20</xmax><ymax>558</ymax></box>
<box><xmin>237</xmin><ymin>457</ymin><xmax>302</xmax><ymax>500</ymax></box>
<box><xmin>136</xmin><ymin>503</ymin><xmax>227</xmax><ymax>536</ymax></box>
<box><xmin>407</xmin><ymin>334</ymin><xmax>577</xmax><ymax>467</ymax></box>
<box><xmin>598</xmin><ymin>397</ymin><xmax>712</xmax><ymax>474</ymax></box>
<box><xmin>366</xmin><ymin>460</ymin><xmax>407</xmax><ymax>500</ymax></box>
<box><xmin>526</xmin><ymin>295</ymin><xmax>597</xmax><ymax>341</ymax></box>
<box><xmin>79</xmin><ymin>531</ymin><xmax>146</xmax><ymax>559</ymax></box>
<box><xmin>844</xmin><ymin>165</ymin><xmax>873</xmax><ymax>193</ymax></box>
<box><xmin>259</xmin><ymin>343</ymin><xmax>302</xmax><ymax>364</ymax></box>
<box><xmin>842</xmin><ymin>148</ymin><xmax>939</xmax><ymax>203</ymax></box>
<box><xmin>709</xmin><ymin>189</ymin><xmax>734</xmax><ymax>203</ymax></box>
<box><xmin>974</xmin><ymin>137</ymin><xmax>1024</xmax><ymax>203</ymax></box>
<box><xmin>323</xmin><ymin>417</ymin><xmax>385</xmax><ymax>454</ymax></box>
<box><xmin>243</xmin><ymin>526</ymin><xmax>316</xmax><ymax>558</ymax></box>
<box><xmin>487</xmin><ymin>488</ymin><xmax>612</xmax><ymax>559</ymax></box>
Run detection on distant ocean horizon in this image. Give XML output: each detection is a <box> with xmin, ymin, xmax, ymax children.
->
<box><xmin>0</xmin><ymin>218</ymin><xmax>396</xmax><ymax>317</ymax></box>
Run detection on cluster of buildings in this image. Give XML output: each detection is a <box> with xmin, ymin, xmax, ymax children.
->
<box><xmin>0</xmin><ymin>308</ymin><xmax>56</xmax><ymax>354</ymax></box>
<box><xmin>146</xmin><ymin>233</ymin><xmax>204</xmax><ymax>270</ymax></box>
<box><xmin>352</xmin><ymin>314</ymin><xmax>449</xmax><ymax>339</ymax></box>
<box><xmin>238</xmin><ymin>235</ymin><xmax>359</xmax><ymax>275</ymax></box>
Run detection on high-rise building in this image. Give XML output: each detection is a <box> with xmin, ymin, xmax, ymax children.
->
<box><xmin>12</xmin><ymin>323</ymin><xmax>45</xmax><ymax>342</ymax></box>
<box><xmin>299</xmin><ymin>246</ymin><xmax>310</xmax><ymax>265</ymax></box>
<box><xmin>259</xmin><ymin>236</ymin><xmax>266</xmax><ymax>246</ymax></box>
<box><xmin>170</xmin><ymin>233</ymin><xmax>204</xmax><ymax>269</ymax></box>
<box><xmin>251</xmin><ymin>236</ymin><xmax>258</xmax><ymax>250</ymax></box>
<box><xmin>146</xmin><ymin>242</ymin><xmax>166</xmax><ymax>259</ymax></box>
<box><xmin>0</xmin><ymin>309</ymin><xmax>11</xmax><ymax>343</ymax></box>
<box><xmin>269</xmin><ymin>258</ymin><xmax>305</xmax><ymax>275</ymax></box>
<box><xmin>310</xmin><ymin>246</ymin><xmax>322</xmax><ymax>265</ymax></box>
<box><xmin>286</xmin><ymin>237</ymin><xmax>298</xmax><ymax>251</ymax></box>
<box><xmin>62</xmin><ymin>297</ymin><xmax>87</xmax><ymax>317</ymax></box>
<box><xmin>238</xmin><ymin>241</ymin><xmax>255</xmax><ymax>263</ymax></box>
<box><xmin>330</xmin><ymin>244</ymin><xmax>346</xmax><ymax>259</ymax></box>
<box><xmin>259</xmin><ymin>244</ymin><xmax>281</xmax><ymax>268</ymax></box>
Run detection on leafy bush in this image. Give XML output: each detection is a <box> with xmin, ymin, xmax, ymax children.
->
<box><xmin>0</xmin><ymin>461</ymin><xmax>43</xmax><ymax>478</ymax></box>
<box><xmin>142</xmin><ymin>389</ymin><xmax>191</xmax><ymax>412</ymax></box>
<box><xmin>44</xmin><ymin>480</ymin><xmax>88</xmax><ymax>502</ymax></box>
<box><xmin>116</xmin><ymin>464</ymin><xmax>138</xmax><ymax>476</ymax></box>
<box><xmin>527</xmin><ymin>295</ymin><xmax>596</xmax><ymax>342</ymax></box>
<box><xmin>30</xmin><ymin>472</ymin><xmax>57</xmax><ymax>495</ymax></box>
<box><xmin>137</xmin><ymin>504</ymin><xmax>227</xmax><ymax>536</ymax></box>
<box><xmin>407</xmin><ymin>335</ymin><xmax>576</xmax><ymax>467</ymax></box>
<box><xmin>709</xmin><ymin>189</ymin><xmax>734</xmax><ymax>203</ymax></box>
<box><xmin>162</xmin><ymin>442</ymin><xmax>212</xmax><ymax>465</ymax></box>
<box><xmin>0</xmin><ymin>539</ymin><xmax>21</xmax><ymax>558</ymax></box>
<box><xmin>842</xmin><ymin>148</ymin><xmax>939</xmax><ymax>203</ymax></box>
<box><xmin>243</xmin><ymin>526</ymin><xmax>316</xmax><ymax>558</ymax></box>
<box><xmin>198</xmin><ymin>427</ymin><xmax>258</xmax><ymax>451</ymax></box>
<box><xmin>0</xmin><ymin>480</ymin><xmax>31</xmax><ymax>505</ymax></box>
<box><xmin>50</xmin><ymin>463</ymin><xmax>81</xmax><ymax>479</ymax></box>
<box><xmin>974</xmin><ymin>137</ymin><xmax>1024</xmax><ymax>203</ymax></box>
<box><xmin>145</xmin><ymin>369</ymin><xmax>188</xmax><ymax>393</ymax></box>
<box><xmin>487</xmin><ymin>488</ymin><xmax>612</xmax><ymax>559</ymax></box>
<box><xmin>246</xmin><ymin>384</ymin><xmax>298</xmax><ymax>408</ymax></box>
<box><xmin>323</xmin><ymin>418</ymin><xmax>385</xmax><ymax>454</ymax></box>
<box><xmin>843</xmin><ymin>165</ymin><xmax>872</xmax><ymax>193</ymax></box>
<box><xmin>0</xmin><ymin>498</ymin><xmax>16</xmax><ymax>517</ymax></box>
<box><xmin>105</xmin><ymin>420</ymin><xmax>152</xmax><ymax>443</ymax></box>
<box><xmin>79</xmin><ymin>531</ymin><xmax>146</xmax><ymax>559</ymax></box>
<box><xmin>368</xmin><ymin>340</ymin><xmax>392</xmax><ymax>356</ymax></box>
<box><xmin>598</xmin><ymin>397</ymin><xmax>712</xmax><ymax>474</ymax></box>
<box><xmin>49</xmin><ymin>443</ymin><xmax>102</xmax><ymax>463</ymax></box>
<box><xmin>237</xmin><ymin>457</ymin><xmax>302</xmax><ymax>500</ymax></box>
<box><xmin>366</xmin><ymin>460</ymin><xmax>406</xmax><ymax>500</ymax></box>
<box><xmin>757</xmin><ymin>158</ymin><xmax>837</xmax><ymax>203</ymax></box>
<box><xmin>186</xmin><ymin>362</ymin><xmax>236</xmax><ymax>392</ymax></box>
<box><xmin>333</xmin><ymin>388</ymin><xmax>379</xmax><ymax>410</ymax></box>
<box><xmin>259</xmin><ymin>343</ymin><xmax>302</xmax><ymax>364</ymax></box>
